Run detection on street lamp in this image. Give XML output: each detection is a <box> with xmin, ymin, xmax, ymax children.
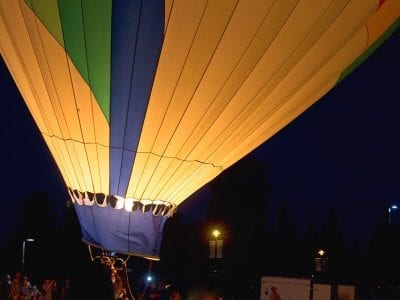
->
<box><xmin>209</xmin><ymin>228</ymin><xmax>224</xmax><ymax>290</ymax></box>
<box><xmin>314</xmin><ymin>249</ymin><xmax>327</xmax><ymax>273</ymax></box>
<box><xmin>21</xmin><ymin>238</ymin><xmax>35</xmax><ymax>275</ymax></box>
<box><xmin>388</xmin><ymin>205</ymin><xmax>398</xmax><ymax>225</ymax></box>
<box><xmin>209</xmin><ymin>229</ymin><xmax>223</xmax><ymax>259</ymax></box>
<box><xmin>212</xmin><ymin>229</ymin><xmax>221</xmax><ymax>239</ymax></box>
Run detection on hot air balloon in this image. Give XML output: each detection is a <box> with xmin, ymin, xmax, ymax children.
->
<box><xmin>0</xmin><ymin>0</ymin><xmax>399</xmax><ymax>264</ymax></box>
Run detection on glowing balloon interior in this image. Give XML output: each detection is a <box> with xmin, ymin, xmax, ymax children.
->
<box><xmin>1</xmin><ymin>0</ymin><xmax>398</xmax><ymax>259</ymax></box>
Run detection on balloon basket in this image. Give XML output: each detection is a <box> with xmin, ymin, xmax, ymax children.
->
<box><xmin>88</xmin><ymin>245</ymin><xmax>136</xmax><ymax>300</ymax></box>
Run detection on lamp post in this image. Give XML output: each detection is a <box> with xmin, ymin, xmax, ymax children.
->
<box><xmin>209</xmin><ymin>228</ymin><xmax>225</xmax><ymax>298</ymax></box>
<box><xmin>212</xmin><ymin>229</ymin><xmax>221</xmax><ymax>239</ymax></box>
<box><xmin>314</xmin><ymin>249</ymin><xmax>327</xmax><ymax>273</ymax></box>
<box><xmin>209</xmin><ymin>229</ymin><xmax>223</xmax><ymax>259</ymax></box>
<box><xmin>209</xmin><ymin>228</ymin><xmax>224</xmax><ymax>278</ymax></box>
<box><xmin>388</xmin><ymin>205</ymin><xmax>398</xmax><ymax>225</ymax></box>
<box><xmin>21</xmin><ymin>238</ymin><xmax>35</xmax><ymax>275</ymax></box>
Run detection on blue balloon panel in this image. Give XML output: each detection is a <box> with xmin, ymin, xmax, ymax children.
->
<box><xmin>74</xmin><ymin>204</ymin><xmax>168</xmax><ymax>259</ymax></box>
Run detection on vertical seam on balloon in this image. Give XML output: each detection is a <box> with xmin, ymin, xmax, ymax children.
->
<box><xmin>116</xmin><ymin>0</ymin><xmax>144</xmax><ymax>196</ymax></box>
<box><xmin>365</xmin><ymin>23</ymin><xmax>370</xmax><ymax>48</ymax></box>
<box><xmin>108</xmin><ymin>0</ymin><xmax>116</xmax><ymax>199</ymax></box>
<box><xmin>80</xmin><ymin>0</ymin><xmax>101</xmax><ymax>242</ymax></box>
<box><xmin>29</xmin><ymin>0</ymin><xmax>97</xmax><ymax>196</ymax></box>
<box><xmin>132</xmin><ymin>0</ymin><xmax>210</xmax><ymax>197</ymax></box>
<box><xmin>103</xmin><ymin>1</ymin><xmax>113</xmax><ymax>244</ymax></box>
<box><xmin>147</xmin><ymin>0</ymin><xmax>240</xmax><ymax>201</ymax></box>
<box><xmin>164</xmin><ymin>0</ymin><xmax>174</xmax><ymax>34</ymax></box>
<box><xmin>11</xmin><ymin>0</ymin><xmax>82</xmax><ymax>191</ymax></box>
<box><xmin>150</xmin><ymin>0</ymin><xmax>278</xmax><ymax>201</ymax></box>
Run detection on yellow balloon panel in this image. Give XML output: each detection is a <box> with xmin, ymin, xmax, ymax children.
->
<box><xmin>164</xmin><ymin>0</ymin><xmax>173</xmax><ymax>32</ymax></box>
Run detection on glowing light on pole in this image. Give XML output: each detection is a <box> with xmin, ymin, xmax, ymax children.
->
<box><xmin>212</xmin><ymin>230</ymin><xmax>221</xmax><ymax>239</ymax></box>
<box><xmin>315</xmin><ymin>249</ymin><xmax>327</xmax><ymax>273</ymax></box>
<box><xmin>388</xmin><ymin>204</ymin><xmax>398</xmax><ymax>225</ymax></box>
<box><xmin>21</xmin><ymin>238</ymin><xmax>35</xmax><ymax>275</ymax></box>
<box><xmin>210</xmin><ymin>229</ymin><xmax>223</xmax><ymax>259</ymax></box>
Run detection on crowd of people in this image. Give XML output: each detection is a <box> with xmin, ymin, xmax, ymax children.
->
<box><xmin>0</xmin><ymin>273</ymin><xmax>70</xmax><ymax>300</ymax></box>
<box><xmin>1</xmin><ymin>270</ymin><xmax>222</xmax><ymax>300</ymax></box>
<box><xmin>0</xmin><ymin>271</ymin><xmax>184</xmax><ymax>300</ymax></box>
<box><xmin>138</xmin><ymin>282</ymin><xmax>181</xmax><ymax>300</ymax></box>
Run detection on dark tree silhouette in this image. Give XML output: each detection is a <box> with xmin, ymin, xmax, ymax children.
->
<box><xmin>15</xmin><ymin>190</ymin><xmax>57</xmax><ymax>241</ymax></box>
<box><xmin>206</xmin><ymin>154</ymin><xmax>271</xmax><ymax>298</ymax></box>
<box><xmin>55</xmin><ymin>205</ymin><xmax>89</xmax><ymax>277</ymax></box>
<box><xmin>0</xmin><ymin>191</ymin><xmax>60</xmax><ymax>282</ymax></box>
<box><xmin>320</xmin><ymin>208</ymin><xmax>347</xmax><ymax>280</ymax></box>
<box><xmin>261</xmin><ymin>201</ymin><xmax>305</xmax><ymax>277</ymax></box>
<box><xmin>368</xmin><ymin>216</ymin><xmax>392</xmax><ymax>284</ymax></box>
<box><xmin>304</xmin><ymin>223</ymin><xmax>320</xmax><ymax>275</ymax></box>
<box><xmin>160</xmin><ymin>211</ymin><xmax>208</xmax><ymax>287</ymax></box>
<box><xmin>347</xmin><ymin>240</ymin><xmax>366</xmax><ymax>286</ymax></box>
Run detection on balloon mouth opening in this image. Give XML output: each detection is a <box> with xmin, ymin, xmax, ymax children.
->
<box><xmin>84</xmin><ymin>240</ymin><xmax>161</xmax><ymax>261</ymax></box>
<box><xmin>68</xmin><ymin>188</ymin><xmax>176</xmax><ymax>217</ymax></box>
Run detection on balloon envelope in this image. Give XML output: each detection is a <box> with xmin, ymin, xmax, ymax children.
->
<box><xmin>1</xmin><ymin>0</ymin><xmax>399</xmax><ymax>258</ymax></box>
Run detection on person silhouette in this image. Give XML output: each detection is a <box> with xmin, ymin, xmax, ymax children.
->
<box><xmin>269</xmin><ymin>286</ymin><xmax>282</xmax><ymax>300</ymax></box>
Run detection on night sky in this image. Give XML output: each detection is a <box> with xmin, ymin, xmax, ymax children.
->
<box><xmin>1</xmin><ymin>28</ymin><xmax>399</xmax><ymax>247</ymax></box>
